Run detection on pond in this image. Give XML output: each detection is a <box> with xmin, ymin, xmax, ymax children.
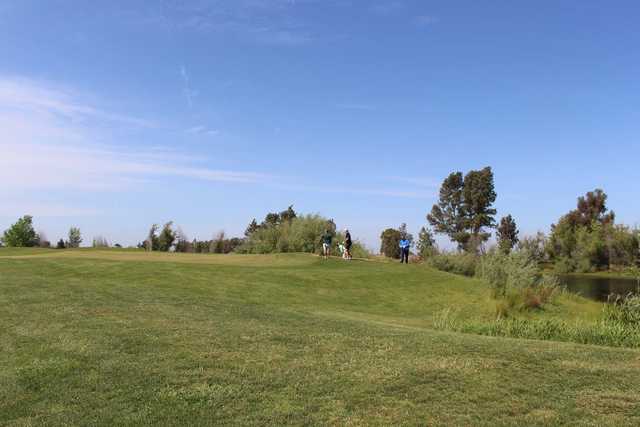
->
<box><xmin>559</xmin><ymin>275</ymin><xmax>640</xmax><ymax>302</ymax></box>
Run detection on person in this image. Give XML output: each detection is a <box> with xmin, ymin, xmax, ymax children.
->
<box><xmin>399</xmin><ymin>237</ymin><xmax>410</xmax><ymax>264</ymax></box>
<box><xmin>344</xmin><ymin>229</ymin><xmax>352</xmax><ymax>260</ymax></box>
<box><xmin>321</xmin><ymin>229</ymin><xmax>332</xmax><ymax>259</ymax></box>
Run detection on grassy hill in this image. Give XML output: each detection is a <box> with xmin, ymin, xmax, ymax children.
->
<box><xmin>1</xmin><ymin>248</ymin><xmax>639</xmax><ymax>425</ymax></box>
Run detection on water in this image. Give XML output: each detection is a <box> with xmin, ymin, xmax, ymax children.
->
<box><xmin>559</xmin><ymin>275</ymin><xmax>640</xmax><ymax>301</ymax></box>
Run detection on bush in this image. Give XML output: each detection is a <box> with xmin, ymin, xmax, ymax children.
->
<box><xmin>476</xmin><ymin>249</ymin><xmax>539</xmax><ymax>297</ymax></box>
<box><xmin>237</xmin><ymin>214</ymin><xmax>371</xmax><ymax>258</ymax></box>
<box><xmin>604</xmin><ymin>294</ymin><xmax>640</xmax><ymax>326</ymax></box>
<box><xmin>427</xmin><ymin>253</ymin><xmax>478</xmax><ymax>276</ymax></box>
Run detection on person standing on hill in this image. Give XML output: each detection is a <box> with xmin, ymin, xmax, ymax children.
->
<box><xmin>344</xmin><ymin>229</ymin><xmax>352</xmax><ymax>260</ymax></box>
<box><xmin>321</xmin><ymin>229</ymin><xmax>332</xmax><ymax>259</ymax></box>
<box><xmin>399</xmin><ymin>237</ymin><xmax>410</xmax><ymax>264</ymax></box>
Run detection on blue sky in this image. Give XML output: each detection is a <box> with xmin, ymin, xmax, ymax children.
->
<box><xmin>1</xmin><ymin>0</ymin><xmax>638</xmax><ymax>249</ymax></box>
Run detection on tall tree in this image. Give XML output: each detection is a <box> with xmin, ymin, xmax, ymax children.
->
<box><xmin>427</xmin><ymin>172</ymin><xmax>468</xmax><ymax>250</ymax></box>
<box><xmin>2</xmin><ymin>215</ymin><xmax>39</xmax><ymax>247</ymax></box>
<box><xmin>496</xmin><ymin>215</ymin><xmax>519</xmax><ymax>254</ymax></box>
<box><xmin>67</xmin><ymin>227</ymin><xmax>82</xmax><ymax>248</ymax></box>
<box><xmin>462</xmin><ymin>167</ymin><xmax>497</xmax><ymax>252</ymax></box>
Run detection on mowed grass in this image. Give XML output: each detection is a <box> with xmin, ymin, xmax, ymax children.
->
<box><xmin>1</xmin><ymin>249</ymin><xmax>639</xmax><ymax>425</ymax></box>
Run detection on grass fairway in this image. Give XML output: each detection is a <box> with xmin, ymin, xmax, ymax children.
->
<box><xmin>2</xmin><ymin>249</ymin><xmax>640</xmax><ymax>425</ymax></box>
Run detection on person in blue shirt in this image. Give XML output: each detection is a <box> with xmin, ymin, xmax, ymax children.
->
<box><xmin>399</xmin><ymin>238</ymin><xmax>410</xmax><ymax>264</ymax></box>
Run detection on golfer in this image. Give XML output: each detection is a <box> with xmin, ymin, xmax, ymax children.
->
<box><xmin>399</xmin><ymin>237</ymin><xmax>410</xmax><ymax>264</ymax></box>
<box><xmin>321</xmin><ymin>230</ymin><xmax>332</xmax><ymax>259</ymax></box>
<box><xmin>344</xmin><ymin>229</ymin><xmax>352</xmax><ymax>260</ymax></box>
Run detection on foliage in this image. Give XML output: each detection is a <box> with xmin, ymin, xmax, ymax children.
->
<box><xmin>67</xmin><ymin>227</ymin><xmax>82</xmax><ymax>248</ymax></box>
<box><xmin>476</xmin><ymin>249</ymin><xmax>540</xmax><ymax>298</ymax></box>
<box><xmin>517</xmin><ymin>232</ymin><xmax>547</xmax><ymax>263</ymax></box>
<box><xmin>2</xmin><ymin>215</ymin><xmax>39</xmax><ymax>247</ymax></box>
<box><xmin>547</xmin><ymin>189</ymin><xmax>637</xmax><ymax>272</ymax></box>
<box><xmin>145</xmin><ymin>224</ymin><xmax>160</xmax><ymax>251</ymax></box>
<box><xmin>56</xmin><ymin>239</ymin><xmax>66</xmax><ymax>249</ymax></box>
<box><xmin>157</xmin><ymin>222</ymin><xmax>176</xmax><ymax>252</ymax></box>
<box><xmin>496</xmin><ymin>214</ymin><xmax>519</xmax><ymax>254</ymax></box>
<box><xmin>380</xmin><ymin>228</ymin><xmax>402</xmax><ymax>259</ymax></box>
<box><xmin>92</xmin><ymin>236</ymin><xmax>110</xmax><ymax>248</ymax></box>
<box><xmin>428</xmin><ymin>167</ymin><xmax>497</xmax><ymax>252</ymax></box>
<box><xmin>427</xmin><ymin>172</ymin><xmax>468</xmax><ymax>250</ymax></box>
<box><xmin>427</xmin><ymin>253</ymin><xmax>478</xmax><ymax>277</ymax></box>
<box><xmin>237</xmin><ymin>213</ymin><xmax>367</xmax><ymax>257</ymax></box>
<box><xmin>603</xmin><ymin>293</ymin><xmax>640</xmax><ymax>326</ymax></box>
<box><xmin>416</xmin><ymin>226</ymin><xmax>437</xmax><ymax>258</ymax></box>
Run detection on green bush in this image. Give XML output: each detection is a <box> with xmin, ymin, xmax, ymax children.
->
<box><xmin>237</xmin><ymin>214</ymin><xmax>370</xmax><ymax>258</ymax></box>
<box><xmin>427</xmin><ymin>253</ymin><xmax>478</xmax><ymax>276</ymax></box>
<box><xmin>476</xmin><ymin>249</ymin><xmax>539</xmax><ymax>297</ymax></box>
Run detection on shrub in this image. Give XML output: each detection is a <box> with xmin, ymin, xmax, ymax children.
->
<box><xmin>604</xmin><ymin>294</ymin><xmax>640</xmax><ymax>326</ymax></box>
<box><xmin>2</xmin><ymin>215</ymin><xmax>39</xmax><ymax>247</ymax></box>
<box><xmin>427</xmin><ymin>253</ymin><xmax>478</xmax><ymax>276</ymax></box>
<box><xmin>476</xmin><ymin>249</ymin><xmax>539</xmax><ymax>297</ymax></box>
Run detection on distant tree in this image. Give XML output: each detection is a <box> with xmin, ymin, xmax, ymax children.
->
<box><xmin>67</xmin><ymin>227</ymin><xmax>82</xmax><ymax>248</ymax></box>
<box><xmin>518</xmin><ymin>232</ymin><xmax>547</xmax><ymax>263</ymax></box>
<box><xmin>2</xmin><ymin>215</ymin><xmax>39</xmax><ymax>247</ymax></box>
<box><xmin>92</xmin><ymin>236</ymin><xmax>110</xmax><ymax>248</ymax></box>
<box><xmin>145</xmin><ymin>224</ymin><xmax>160</xmax><ymax>251</ymax></box>
<box><xmin>428</xmin><ymin>167</ymin><xmax>497</xmax><ymax>252</ymax></box>
<box><xmin>56</xmin><ymin>238</ymin><xmax>66</xmax><ymax>249</ymax></box>
<box><xmin>380</xmin><ymin>228</ymin><xmax>402</xmax><ymax>259</ymax></box>
<box><xmin>157</xmin><ymin>222</ymin><xmax>176</xmax><ymax>252</ymax></box>
<box><xmin>417</xmin><ymin>226</ymin><xmax>436</xmax><ymax>258</ymax></box>
<box><xmin>264</xmin><ymin>212</ymin><xmax>281</xmax><ymax>227</ymax></box>
<box><xmin>279</xmin><ymin>205</ymin><xmax>297</xmax><ymax>223</ymax></box>
<box><xmin>210</xmin><ymin>231</ymin><xmax>226</xmax><ymax>254</ymax></box>
<box><xmin>496</xmin><ymin>215</ymin><xmax>519</xmax><ymax>254</ymax></box>
<box><xmin>428</xmin><ymin>172</ymin><xmax>469</xmax><ymax>251</ymax></box>
<box><xmin>114</xmin><ymin>243</ymin><xmax>122</xmax><ymax>248</ymax></box>
<box><xmin>174</xmin><ymin>227</ymin><xmax>192</xmax><ymax>253</ymax></box>
<box><xmin>462</xmin><ymin>167</ymin><xmax>497</xmax><ymax>252</ymax></box>
<box><xmin>245</xmin><ymin>219</ymin><xmax>259</xmax><ymax>237</ymax></box>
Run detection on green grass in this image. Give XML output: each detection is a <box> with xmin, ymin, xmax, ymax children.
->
<box><xmin>2</xmin><ymin>248</ymin><xmax>640</xmax><ymax>425</ymax></box>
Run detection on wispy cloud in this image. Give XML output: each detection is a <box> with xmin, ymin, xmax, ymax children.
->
<box><xmin>179</xmin><ymin>65</ymin><xmax>197</xmax><ymax>108</ymax></box>
<box><xmin>0</xmin><ymin>76</ymin><xmax>269</xmax><ymax>216</ymax></box>
<box><xmin>0</xmin><ymin>77</ymin><xmax>155</xmax><ymax>128</ymax></box>
<box><xmin>133</xmin><ymin>1</ymin><xmax>315</xmax><ymax>47</ymax></box>
<box><xmin>185</xmin><ymin>125</ymin><xmax>219</xmax><ymax>136</ymax></box>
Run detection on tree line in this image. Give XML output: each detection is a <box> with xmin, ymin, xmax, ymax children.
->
<box><xmin>384</xmin><ymin>166</ymin><xmax>639</xmax><ymax>273</ymax></box>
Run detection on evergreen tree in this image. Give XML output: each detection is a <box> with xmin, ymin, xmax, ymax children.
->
<box><xmin>496</xmin><ymin>215</ymin><xmax>519</xmax><ymax>254</ymax></box>
<box><xmin>157</xmin><ymin>222</ymin><xmax>176</xmax><ymax>252</ymax></box>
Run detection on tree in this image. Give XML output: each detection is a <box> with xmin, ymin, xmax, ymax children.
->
<box><xmin>496</xmin><ymin>215</ymin><xmax>519</xmax><ymax>254</ymax></box>
<box><xmin>157</xmin><ymin>222</ymin><xmax>176</xmax><ymax>252</ymax></box>
<box><xmin>245</xmin><ymin>219</ymin><xmax>259</xmax><ymax>237</ymax></box>
<box><xmin>56</xmin><ymin>238</ymin><xmax>66</xmax><ymax>249</ymax></box>
<box><xmin>210</xmin><ymin>231</ymin><xmax>226</xmax><ymax>254</ymax></box>
<box><xmin>146</xmin><ymin>224</ymin><xmax>160</xmax><ymax>251</ymax></box>
<box><xmin>380</xmin><ymin>228</ymin><xmax>402</xmax><ymax>259</ymax></box>
<box><xmin>67</xmin><ymin>227</ymin><xmax>82</xmax><ymax>248</ymax></box>
<box><xmin>462</xmin><ymin>167</ymin><xmax>497</xmax><ymax>252</ymax></box>
<box><xmin>428</xmin><ymin>167</ymin><xmax>497</xmax><ymax>252</ymax></box>
<box><xmin>417</xmin><ymin>226</ymin><xmax>436</xmax><ymax>258</ymax></box>
<box><xmin>174</xmin><ymin>227</ymin><xmax>192</xmax><ymax>253</ymax></box>
<box><xmin>92</xmin><ymin>236</ymin><xmax>109</xmax><ymax>248</ymax></box>
<box><xmin>2</xmin><ymin>215</ymin><xmax>39</xmax><ymax>247</ymax></box>
<box><xmin>427</xmin><ymin>172</ymin><xmax>469</xmax><ymax>250</ymax></box>
<box><xmin>279</xmin><ymin>205</ymin><xmax>297</xmax><ymax>223</ymax></box>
